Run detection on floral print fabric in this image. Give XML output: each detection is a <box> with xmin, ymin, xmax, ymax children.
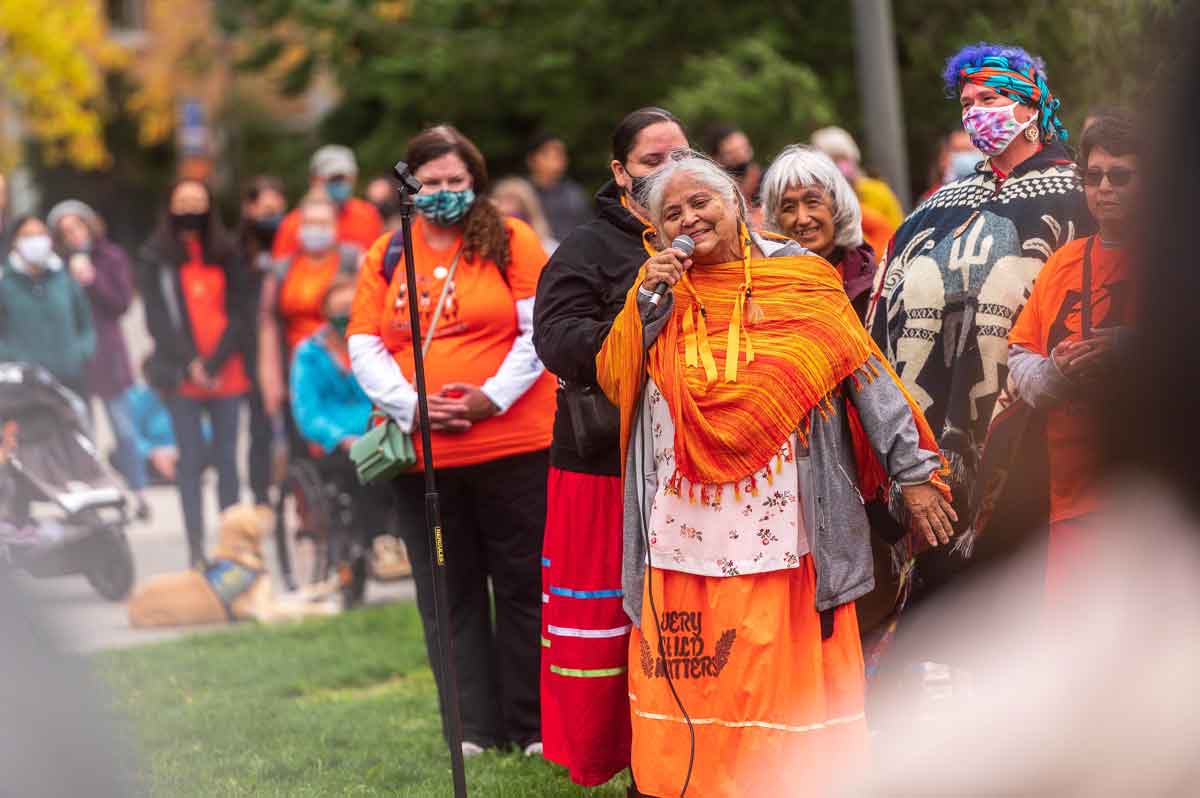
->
<box><xmin>645</xmin><ymin>380</ymin><xmax>809</xmax><ymax>578</ymax></box>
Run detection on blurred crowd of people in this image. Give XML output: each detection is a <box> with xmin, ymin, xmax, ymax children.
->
<box><xmin>0</xmin><ymin>34</ymin><xmax>1149</xmax><ymax>798</ymax></box>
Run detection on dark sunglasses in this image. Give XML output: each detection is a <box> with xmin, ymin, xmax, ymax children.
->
<box><xmin>1083</xmin><ymin>167</ymin><xmax>1135</xmax><ymax>188</ymax></box>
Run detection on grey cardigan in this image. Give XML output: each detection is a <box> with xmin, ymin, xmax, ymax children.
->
<box><xmin>620</xmin><ymin>237</ymin><xmax>941</xmax><ymax>626</ymax></box>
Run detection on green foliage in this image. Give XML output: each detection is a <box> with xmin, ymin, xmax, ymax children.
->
<box><xmin>222</xmin><ymin>0</ymin><xmax>795</xmax><ymax>186</ymax></box>
<box><xmin>662</xmin><ymin>34</ymin><xmax>836</xmax><ymax>160</ymax></box>
<box><xmin>216</xmin><ymin>0</ymin><xmax>1181</xmax><ymax>201</ymax></box>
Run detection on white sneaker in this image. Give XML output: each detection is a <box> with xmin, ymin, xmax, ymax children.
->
<box><xmin>461</xmin><ymin>741</ymin><xmax>486</xmax><ymax>758</ymax></box>
<box><xmin>523</xmin><ymin>741</ymin><xmax>543</xmax><ymax>757</ymax></box>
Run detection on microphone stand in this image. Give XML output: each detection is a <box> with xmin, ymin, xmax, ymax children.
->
<box><xmin>392</xmin><ymin>160</ymin><xmax>469</xmax><ymax>798</ymax></box>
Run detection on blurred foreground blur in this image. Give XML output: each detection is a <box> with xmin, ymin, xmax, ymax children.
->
<box><xmin>0</xmin><ymin>571</ymin><xmax>136</xmax><ymax>796</ymax></box>
<box><xmin>852</xmin><ymin>479</ymin><xmax>1200</xmax><ymax>796</ymax></box>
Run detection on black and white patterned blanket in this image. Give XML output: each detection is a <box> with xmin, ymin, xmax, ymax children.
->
<box><xmin>867</xmin><ymin>143</ymin><xmax>1093</xmax><ymax>489</ymax></box>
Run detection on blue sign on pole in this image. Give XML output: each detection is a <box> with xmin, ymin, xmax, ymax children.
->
<box><xmin>178</xmin><ymin>99</ymin><xmax>209</xmax><ymax>157</ymax></box>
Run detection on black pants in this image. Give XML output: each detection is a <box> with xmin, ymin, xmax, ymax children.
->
<box><xmin>392</xmin><ymin>448</ymin><xmax>548</xmax><ymax>750</ymax></box>
<box><xmin>246</xmin><ymin>387</ymin><xmax>273</xmax><ymax>506</ymax></box>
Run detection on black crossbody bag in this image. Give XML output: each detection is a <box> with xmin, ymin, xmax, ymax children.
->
<box><xmin>560</xmin><ymin>378</ymin><xmax>621</xmax><ymax>460</ymax></box>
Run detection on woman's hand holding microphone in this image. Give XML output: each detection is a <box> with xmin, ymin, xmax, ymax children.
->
<box><xmin>640</xmin><ymin>246</ymin><xmax>694</xmax><ymax>296</ymax></box>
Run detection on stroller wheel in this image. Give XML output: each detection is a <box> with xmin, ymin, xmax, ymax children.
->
<box><xmin>84</xmin><ymin>528</ymin><xmax>136</xmax><ymax>601</ymax></box>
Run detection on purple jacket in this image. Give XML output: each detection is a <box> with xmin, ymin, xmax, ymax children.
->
<box><xmin>834</xmin><ymin>242</ymin><xmax>879</xmax><ymax>322</ymax></box>
<box><xmin>82</xmin><ymin>239</ymin><xmax>135</xmax><ymax>399</ymax></box>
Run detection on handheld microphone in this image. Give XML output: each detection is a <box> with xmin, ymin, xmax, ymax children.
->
<box><xmin>649</xmin><ymin>234</ymin><xmax>695</xmax><ymax>307</ymax></box>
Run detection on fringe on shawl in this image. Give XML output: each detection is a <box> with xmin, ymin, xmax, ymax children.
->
<box><xmin>663</xmin><ymin>358</ymin><xmax>951</xmax><ymax>509</ymax></box>
<box><xmin>596</xmin><ymin>261</ymin><xmax>951</xmax><ymax>512</ymax></box>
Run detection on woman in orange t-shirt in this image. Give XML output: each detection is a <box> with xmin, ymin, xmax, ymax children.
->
<box><xmin>138</xmin><ymin>179</ymin><xmax>251</xmax><ymax>567</ymax></box>
<box><xmin>256</xmin><ymin>193</ymin><xmax>361</xmax><ymax>420</ymax></box>
<box><xmin>349</xmin><ymin>125</ymin><xmax>554</xmax><ymax>755</ymax></box>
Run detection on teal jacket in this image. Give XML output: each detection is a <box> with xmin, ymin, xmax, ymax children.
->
<box><xmin>125</xmin><ymin>382</ymin><xmax>211</xmax><ymax>459</ymax></box>
<box><xmin>0</xmin><ymin>260</ymin><xmax>95</xmax><ymax>387</ymax></box>
<box><xmin>290</xmin><ymin>327</ymin><xmax>372</xmax><ymax>454</ymax></box>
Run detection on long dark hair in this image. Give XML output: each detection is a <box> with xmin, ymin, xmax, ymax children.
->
<box><xmin>238</xmin><ymin>175</ymin><xmax>286</xmax><ymax>263</ymax></box>
<box><xmin>611</xmin><ymin>107</ymin><xmax>686</xmax><ymax>165</ymax></box>
<box><xmin>407</xmin><ymin>125</ymin><xmax>510</xmax><ymax>273</ymax></box>
<box><xmin>147</xmin><ymin>178</ymin><xmax>235</xmax><ymax>266</ymax></box>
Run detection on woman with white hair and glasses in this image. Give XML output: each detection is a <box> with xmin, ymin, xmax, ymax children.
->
<box><xmin>596</xmin><ymin>150</ymin><xmax>954</xmax><ymax>797</ymax></box>
<box><xmin>761</xmin><ymin>144</ymin><xmax>879</xmax><ymax>320</ymax></box>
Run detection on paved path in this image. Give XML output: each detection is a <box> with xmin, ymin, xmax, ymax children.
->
<box><xmin>16</xmin><ymin>481</ymin><xmax>414</xmax><ymax>653</ymax></box>
<box><xmin>15</xmin><ymin>300</ymin><xmax>413</xmax><ymax>653</ymax></box>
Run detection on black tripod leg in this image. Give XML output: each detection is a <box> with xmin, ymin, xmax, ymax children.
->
<box><xmin>426</xmin><ymin>491</ymin><xmax>467</xmax><ymax>794</ymax></box>
<box><xmin>393</xmin><ymin>158</ymin><xmax>469</xmax><ymax>798</ymax></box>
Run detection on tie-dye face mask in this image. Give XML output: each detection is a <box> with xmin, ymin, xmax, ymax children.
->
<box><xmin>962</xmin><ymin>102</ymin><xmax>1033</xmax><ymax>157</ymax></box>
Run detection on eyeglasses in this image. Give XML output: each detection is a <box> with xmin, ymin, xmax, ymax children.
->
<box><xmin>1083</xmin><ymin>167</ymin><xmax>1135</xmax><ymax>188</ymax></box>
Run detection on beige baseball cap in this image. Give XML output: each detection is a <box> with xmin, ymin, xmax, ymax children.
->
<box><xmin>310</xmin><ymin>145</ymin><xmax>358</xmax><ymax>178</ymax></box>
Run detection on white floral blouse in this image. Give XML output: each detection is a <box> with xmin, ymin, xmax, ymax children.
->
<box><xmin>645</xmin><ymin>379</ymin><xmax>810</xmax><ymax>578</ymax></box>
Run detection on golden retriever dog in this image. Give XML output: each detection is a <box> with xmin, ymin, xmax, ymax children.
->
<box><xmin>128</xmin><ymin>504</ymin><xmax>339</xmax><ymax>628</ymax></box>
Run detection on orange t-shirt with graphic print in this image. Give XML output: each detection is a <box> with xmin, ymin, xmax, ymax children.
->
<box><xmin>347</xmin><ymin>215</ymin><xmax>555</xmax><ymax>469</ymax></box>
<box><xmin>278</xmin><ymin>251</ymin><xmax>340</xmax><ymax>354</ymax></box>
<box><xmin>178</xmin><ymin>239</ymin><xmax>249</xmax><ymax>399</ymax></box>
<box><xmin>1009</xmin><ymin>236</ymin><xmax>1132</xmax><ymax>522</ymax></box>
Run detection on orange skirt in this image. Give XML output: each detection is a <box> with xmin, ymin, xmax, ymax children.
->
<box><xmin>629</xmin><ymin>557</ymin><xmax>867</xmax><ymax>798</ymax></box>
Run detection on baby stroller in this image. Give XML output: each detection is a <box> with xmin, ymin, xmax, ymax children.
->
<box><xmin>0</xmin><ymin>364</ymin><xmax>135</xmax><ymax>600</ymax></box>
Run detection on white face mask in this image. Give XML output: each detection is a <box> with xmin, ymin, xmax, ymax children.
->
<box><xmin>298</xmin><ymin>224</ymin><xmax>336</xmax><ymax>254</ymax></box>
<box><xmin>15</xmin><ymin>234</ymin><xmax>54</xmax><ymax>267</ymax></box>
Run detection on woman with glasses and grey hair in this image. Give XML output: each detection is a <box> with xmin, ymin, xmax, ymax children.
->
<box><xmin>596</xmin><ymin>149</ymin><xmax>954</xmax><ymax>797</ymax></box>
<box><xmin>760</xmin><ymin>144</ymin><xmax>879</xmax><ymax>320</ymax></box>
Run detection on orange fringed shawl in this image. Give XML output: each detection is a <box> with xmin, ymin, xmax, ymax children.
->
<box><xmin>596</xmin><ymin>253</ymin><xmax>946</xmax><ymax>501</ymax></box>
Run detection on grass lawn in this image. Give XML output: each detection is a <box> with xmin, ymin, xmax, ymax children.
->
<box><xmin>99</xmin><ymin>602</ymin><xmax>629</xmax><ymax>797</ymax></box>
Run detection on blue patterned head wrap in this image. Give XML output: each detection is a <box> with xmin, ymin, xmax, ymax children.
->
<box><xmin>944</xmin><ymin>43</ymin><xmax>1068</xmax><ymax>143</ymax></box>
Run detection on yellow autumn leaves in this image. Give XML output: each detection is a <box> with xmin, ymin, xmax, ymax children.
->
<box><xmin>0</xmin><ymin>0</ymin><xmax>415</xmax><ymax>172</ymax></box>
<box><xmin>0</xmin><ymin>0</ymin><xmax>125</xmax><ymax>170</ymax></box>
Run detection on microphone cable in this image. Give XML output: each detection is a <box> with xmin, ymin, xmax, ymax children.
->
<box><xmin>633</xmin><ymin>334</ymin><xmax>695</xmax><ymax>798</ymax></box>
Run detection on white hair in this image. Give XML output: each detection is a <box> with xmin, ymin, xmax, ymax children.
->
<box><xmin>760</xmin><ymin>144</ymin><xmax>864</xmax><ymax>250</ymax></box>
<box><xmin>638</xmin><ymin>150</ymin><xmax>747</xmax><ymax>246</ymax></box>
<box><xmin>810</xmin><ymin>126</ymin><xmax>861</xmax><ymax>164</ymax></box>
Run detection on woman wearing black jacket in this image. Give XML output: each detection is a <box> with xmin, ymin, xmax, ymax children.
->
<box><xmin>237</xmin><ymin>176</ymin><xmax>288</xmax><ymax>508</ymax></box>
<box><xmin>138</xmin><ymin>179</ymin><xmax>251</xmax><ymax>567</ymax></box>
<box><xmin>532</xmin><ymin>107</ymin><xmax>687</xmax><ymax>791</ymax></box>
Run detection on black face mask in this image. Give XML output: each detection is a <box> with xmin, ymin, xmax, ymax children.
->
<box><xmin>252</xmin><ymin>215</ymin><xmax>281</xmax><ymax>247</ymax></box>
<box><xmin>628</xmin><ymin>172</ymin><xmax>651</xmax><ymax>201</ymax></box>
<box><xmin>727</xmin><ymin>160</ymin><xmax>752</xmax><ymax>181</ymax></box>
<box><xmin>171</xmin><ymin>211</ymin><xmax>209</xmax><ymax>234</ymax></box>
<box><xmin>372</xmin><ymin>200</ymin><xmax>399</xmax><ymax>220</ymax></box>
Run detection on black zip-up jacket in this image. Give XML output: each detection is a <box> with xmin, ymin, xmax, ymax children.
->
<box><xmin>533</xmin><ymin>180</ymin><xmax>649</xmax><ymax>475</ymax></box>
<box><xmin>137</xmin><ymin>227</ymin><xmax>251</xmax><ymax>387</ymax></box>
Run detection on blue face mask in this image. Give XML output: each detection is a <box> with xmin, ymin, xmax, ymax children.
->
<box><xmin>325</xmin><ymin>180</ymin><xmax>352</xmax><ymax>204</ymax></box>
<box><xmin>414</xmin><ymin>189</ymin><xmax>476</xmax><ymax>227</ymax></box>
<box><xmin>945</xmin><ymin>150</ymin><xmax>982</xmax><ymax>182</ymax></box>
